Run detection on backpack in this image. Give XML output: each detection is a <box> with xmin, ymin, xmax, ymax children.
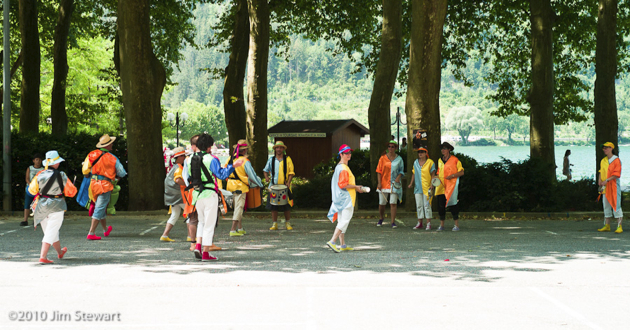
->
<box><xmin>185</xmin><ymin>152</ymin><xmax>228</xmax><ymax>213</ymax></box>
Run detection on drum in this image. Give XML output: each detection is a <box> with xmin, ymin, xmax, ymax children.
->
<box><xmin>246</xmin><ymin>187</ymin><xmax>262</xmax><ymax>208</ymax></box>
<box><xmin>269</xmin><ymin>184</ymin><xmax>289</xmax><ymax>206</ymax></box>
<box><xmin>431</xmin><ymin>177</ymin><xmax>442</xmax><ymax>187</ymax></box>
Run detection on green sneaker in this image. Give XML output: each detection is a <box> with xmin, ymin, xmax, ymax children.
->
<box><xmin>615</xmin><ymin>225</ymin><xmax>623</xmax><ymax>234</ymax></box>
<box><xmin>326</xmin><ymin>241</ymin><xmax>340</xmax><ymax>253</ymax></box>
<box><xmin>340</xmin><ymin>246</ymin><xmax>354</xmax><ymax>251</ymax></box>
<box><xmin>237</xmin><ymin>229</ymin><xmax>247</xmax><ymax>235</ymax></box>
<box><xmin>229</xmin><ymin>231</ymin><xmax>244</xmax><ymax>237</ymax></box>
<box><xmin>598</xmin><ymin>224</ymin><xmax>611</xmax><ymax>232</ymax></box>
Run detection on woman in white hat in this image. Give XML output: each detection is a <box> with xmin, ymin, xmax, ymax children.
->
<box><xmin>160</xmin><ymin>147</ymin><xmax>188</xmax><ymax>241</ymax></box>
<box><xmin>28</xmin><ymin>150</ymin><xmax>77</xmax><ymax>264</ymax></box>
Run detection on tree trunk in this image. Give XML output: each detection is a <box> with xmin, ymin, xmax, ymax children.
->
<box><xmin>224</xmin><ymin>0</ymin><xmax>249</xmax><ymax>154</ymax></box>
<box><xmin>50</xmin><ymin>0</ymin><xmax>75</xmax><ymax>136</ymax></box>
<box><xmin>18</xmin><ymin>0</ymin><xmax>40</xmax><ymax>133</ymax></box>
<box><xmin>528</xmin><ymin>0</ymin><xmax>555</xmax><ymax>179</ymax></box>
<box><xmin>246</xmin><ymin>0</ymin><xmax>270</xmax><ymax>174</ymax></box>
<box><xmin>405</xmin><ymin>0</ymin><xmax>448</xmax><ymax>210</ymax></box>
<box><xmin>367</xmin><ymin>0</ymin><xmax>402</xmax><ymax>187</ymax></box>
<box><xmin>117</xmin><ymin>0</ymin><xmax>166</xmax><ymax>210</ymax></box>
<box><xmin>594</xmin><ymin>0</ymin><xmax>618</xmax><ymax>174</ymax></box>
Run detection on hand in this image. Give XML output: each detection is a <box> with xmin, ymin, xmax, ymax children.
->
<box><xmin>233</xmin><ymin>159</ymin><xmax>245</xmax><ymax>167</ymax></box>
<box><xmin>599</xmin><ymin>180</ymin><xmax>606</xmax><ymax>186</ymax></box>
<box><xmin>447</xmin><ymin>174</ymin><xmax>454</xmax><ymax>180</ymax></box>
<box><xmin>407</xmin><ymin>184</ymin><xmax>412</xmax><ymax>189</ymax></box>
<box><xmin>395</xmin><ymin>177</ymin><xmax>400</xmax><ymax>183</ymax></box>
<box><xmin>377</xmin><ymin>183</ymin><xmax>381</xmax><ymax>190</ymax></box>
<box><xmin>356</xmin><ymin>185</ymin><xmax>363</xmax><ymax>193</ymax></box>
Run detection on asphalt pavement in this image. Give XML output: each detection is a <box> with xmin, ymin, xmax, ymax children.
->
<box><xmin>1</xmin><ymin>210</ymin><xmax>629</xmax><ymax>329</ymax></box>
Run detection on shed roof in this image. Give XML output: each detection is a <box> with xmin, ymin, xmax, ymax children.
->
<box><xmin>268</xmin><ymin>119</ymin><xmax>369</xmax><ymax>136</ymax></box>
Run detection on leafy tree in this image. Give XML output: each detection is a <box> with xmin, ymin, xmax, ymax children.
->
<box><xmin>19</xmin><ymin>0</ymin><xmax>40</xmax><ymax>133</ymax></box>
<box><xmin>117</xmin><ymin>0</ymin><xmax>166</xmax><ymax>210</ymax></box>
<box><xmin>164</xmin><ymin>100</ymin><xmax>228</xmax><ymax>145</ymax></box>
<box><xmin>367</xmin><ymin>0</ymin><xmax>402</xmax><ymax>187</ymax></box>
<box><xmin>498</xmin><ymin>114</ymin><xmax>529</xmax><ymax>142</ymax></box>
<box><xmin>446</xmin><ymin>106</ymin><xmax>483</xmax><ymax>144</ymax></box>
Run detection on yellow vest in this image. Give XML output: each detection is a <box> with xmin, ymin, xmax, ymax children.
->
<box><xmin>226</xmin><ymin>156</ymin><xmax>250</xmax><ymax>193</ymax></box>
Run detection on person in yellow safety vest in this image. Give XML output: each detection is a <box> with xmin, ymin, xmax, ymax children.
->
<box><xmin>597</xmin><ymin>142</ymin><xmax>623</xmax><ymax>233</ymax></box>
<box><xmin>225</xmin><ymin>139</ymin><xmax>263</xmax><ymax>237</ymax></box>
<box><xmin>435</xmin><ymin>142</ymin><xmax>464</xmax><ymax>232</ymax></box>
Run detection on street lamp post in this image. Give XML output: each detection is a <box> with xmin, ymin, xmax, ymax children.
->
<box><xmin>167</xmin><ymin>112</ymin><xmax>188</xmax><ymax>147</ymax></box>
<box><xmin>391</xmin><ymin>106</ymin><xmax>406</xmax><ymax>150</ymax></box>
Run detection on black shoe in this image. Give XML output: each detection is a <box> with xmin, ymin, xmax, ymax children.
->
<box><xmin>20</xmin><ymin>221</ymin><xmax>28</xmax><ymax>226</ymax></box>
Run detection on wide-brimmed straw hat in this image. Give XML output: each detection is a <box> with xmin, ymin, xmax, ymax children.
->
<box><xmin>171</xmin><ymin>147</ymin><xmax>186</xmax><ymax>158</ymax></box>
<box><xmin>96</xmin><ymin>134</ymin><xmax>116</xmax><ymax>148</ymax></box>
<box><xmin>233</xmin><ymin>139</ymin><xmax>249</xmax><ymax>150</ymax></box>
<box><xmin>43</xmin><ymin>150</ymin><xmax>65</xmax><ymax>167</ymax></box>
<box><xmin>273</xmin><ymin>141</ymin><xmax>287</xmax><ymax>150</ymax></box>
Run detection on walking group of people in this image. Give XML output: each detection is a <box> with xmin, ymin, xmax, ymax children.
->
<box><xmin>159</xmin><ymin>135</ymin><xmax>295</xmax><ymax>261</ymax></box>
<box><xmin>24</xmin><ymin>134</ymin><xmax>126</xmax><ymax>264</ymax></box>
<box><xmin>22</xmin><ymin>132</ymin><xmax>623</xmax><ymax>264</ymax></box>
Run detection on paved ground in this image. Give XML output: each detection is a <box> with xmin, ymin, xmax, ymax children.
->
<box><xmin>1</xmin><ymin>210</ymin><xmax>629</xmax><ymax>329</ymax></box>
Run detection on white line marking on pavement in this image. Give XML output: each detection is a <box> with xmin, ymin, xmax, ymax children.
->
<box><xmin>140</xmin><ymin>226</ymin><xmax>158</xmax><ymax>236</ymax></box>
<box><xmin>545</xmin><ymin>231</ymin><xmax>558</xmax><ymax>235</ymax></box>
<box><xmin>530</xmin><ymin>287</ymin><xmax>603</xmax><ymax>330</ymax></box>
<box><xmin>0</xmin><ymin>229</ymin><xmax>17</xmax><ymax>236</ymax></box>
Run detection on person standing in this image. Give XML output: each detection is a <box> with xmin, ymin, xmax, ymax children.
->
<box><xmin>598</xmin><ymin>142</ymin><xmax>623</xmax><ymax>233</ymax></box>
<box><xmin>188</xmin><ymin>134</ymin><xmax>243</xmax><ymax>261</ymax></box>
<box><xmin>435</xmin><ymin>142</ymin><xmax>464</xmax><ymax>231</ymax></box>
<box><xmin>376</xmin><ymin>140</ymin><xmax>404</xmax><ymax>228</ymax></box>
<box><xmin>327</xmin><ymin>145</ymin><xmax>364</xmax><ymax>252</ymax></box>
<box><xmin>160</xmin><ymin>147</ymin><xmax>187</xmax><ymax>242</ymax></box>
<box><xmin>28</xmin><ymin>151</ymin><xmax>77</xmax><ymax>264</ymax></box>
<box><xmin>563</xmin><ymin>149</ymin><xmax>573</xmax><ymax>181</ymax></box>
<box><xmin>82</xmin><ymin>134</ymin><xmax>127</xmax><ymax>240</ymax></box>
<box><xmin>408</xmin><ymin>147</ymin><xmax>436</xmax><ymax>230</ymax></box>
<box><xmin>263</xmin><ymin>141</ymin><xmax>295</xmax><ymax>230</ymax></box>
<box><xmin>22</xmin><ymin>153</ymin><xmax>43</xmax><ymax>226</ymax></box>
<box><xmin>225</xmin><ymin>139</ymin><xmax>263</xmax><ymax>237</ymax></box>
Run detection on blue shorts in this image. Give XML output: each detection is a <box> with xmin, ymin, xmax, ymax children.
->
<box><xmin>24</xmin><ymin>186</ymin><xmax>36</xmax><ymax>209</ymax></box>
<box><xmin>93</xmin><ymin>191</ymin><xmax>112</xmax><ymax>220</ymax></box>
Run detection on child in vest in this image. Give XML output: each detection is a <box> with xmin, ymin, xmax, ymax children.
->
<box><xmin>22</xmin><ymin>153</ymin><xmax>44</xmax><ymax>226</ymax></box>
<box><xmin>28</xmin><ymin>151</ymin><xmax>77</xmax><ymax>264</ymax></box>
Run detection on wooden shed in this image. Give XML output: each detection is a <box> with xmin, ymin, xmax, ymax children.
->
<box><xmin>268</xmin><ymin>119</ymin><xmax>370</xmax><ymax>178</ymax></box>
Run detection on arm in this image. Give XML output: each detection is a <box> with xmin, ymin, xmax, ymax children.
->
<box><xmin>210</xmin><ymin>157</ymin><xmax>235</xmax><ymax>181</ymax></box>
<box><xmin>244</xmin><ymin>162</ymin><xmax>264</xmax><ymax>188</ymax></box>
<box><xmin>25</xmin><ymin>168</ymin><xmax>30</xmax><ymax>184</ymax></box>
<box><xmin>408</xmin><ymin>168</ymin><xmax>415</xmax><ymax>189</ymax></box>
<box><xmin>447</xmin><ymin>170</ymin><xmax>464</xmax><ymax>180</ymax></box>
<box><xmin>338</xmin><ymin>170</ymin><xmax>362</xmax><ymax>192</ymax></box>
<box><xmin>115</xmin><ymin>158</ymin><xmax>127</xmax><ymax>178</ymax></box>
<box><xmin>286</xmin><ymin>157</ymin><xmax>295</xmax><ymax>187</ymax></box>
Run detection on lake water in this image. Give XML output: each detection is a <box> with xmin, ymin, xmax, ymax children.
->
<box><xmin>455</xmin><ymin>145</ymin><xmax>630</xmax><ymax>187</ymax></box>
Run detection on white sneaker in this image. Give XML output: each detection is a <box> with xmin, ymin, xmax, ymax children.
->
<box><xmin>426</xmin><ymin>223</ymin><xmax>431</xmax><ymax>230</ymax></box>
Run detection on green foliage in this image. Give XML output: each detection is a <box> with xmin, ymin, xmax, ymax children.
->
<box><xmin>163</xmin><ymin>99</ymin><xmax>228</xmax><ymax>147</ymax></box>
<box><xmin>467</xmin><ymin>138</ymin><xmax>497</xmax><ymax>146</ymax></box>
<box><xmin>0</xmin><ymin>132</ymin><xmax>128</xmax><ymax>211</ymax></box>
<box><xmin>456</xmin><ymin>153</ymin><xmax>599</xmax><ymax>212</ymax></box>
<box><xmin>446</xmin><ymin>106</ymin><xmax>483</xmax><ymax>144</ymax></box>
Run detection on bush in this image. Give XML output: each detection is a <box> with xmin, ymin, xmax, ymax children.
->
<box><xmin>0</xmin><ymin>132</ymin><xmax>129</xmax><ymax>211</ymax></box>
<box><xmin>467</xmin><ymin>138</ymin><xmax>497</xmax><ymax>146</ymax></box>
<box><xmin>456</xmin><ymin>153</ymin><xmax>599</xmax><ymax>212</ymax></box>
